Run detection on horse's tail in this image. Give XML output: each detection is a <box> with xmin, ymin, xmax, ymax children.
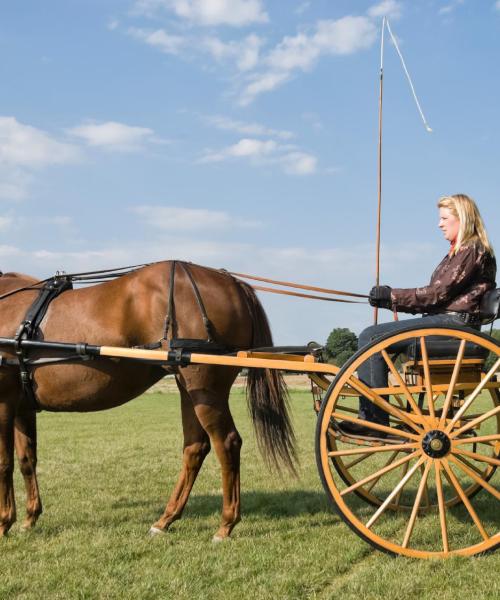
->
<box><xmin>235</xmin><ymin>280</ymin><xmax>297</xmax><ymax>475</ymax></box>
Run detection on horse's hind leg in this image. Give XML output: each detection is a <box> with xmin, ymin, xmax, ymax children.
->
<box><xmin>14</xmin><ymin>409</ymin><xmax>42</xmax><ymax>530</ymax></box>
<box><xmin>0</xmin><ymin>399</ymin><xmax>16</xmax><ymax>535</ymax></box>
<box><xmin>189</xmin><ymin>387</ymin><xmax>242</xmax><ymax>542</ymax></box>
<box><xmin>150</xmin><ymin>383</ymin><xmax>211</xmax><ymax>534</ymax></box>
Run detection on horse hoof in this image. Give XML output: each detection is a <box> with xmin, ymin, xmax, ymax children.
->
<box><xmin>212</xmin><ymin>535</ymin><xmax>229</xmax><ymax>544</ymax></box>
<box><xmin>148</xmin><ymin>526</ymin><xmax>166</xmax><ymax>537</ymax></box>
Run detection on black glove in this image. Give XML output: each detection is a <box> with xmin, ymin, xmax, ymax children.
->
<box><xmin>369</xmin><ymin>285</ymin><xmax>393</xmax><ymax>309</ymax></box>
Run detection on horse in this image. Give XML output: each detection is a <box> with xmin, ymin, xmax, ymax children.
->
<box><xmin>0</xmin><ymin>261</ymin><xmax>296</xmax><ymax>539</ymax></box>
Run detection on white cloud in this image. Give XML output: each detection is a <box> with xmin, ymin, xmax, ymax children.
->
<box><xmin>368</xmin><ymin>0</ymin><xmax>402</xmax><ymax>19</ymax></box>
<box><xmin>239</xmin><ymin>71</ymin><xmax>292</xmax><ymax>106</ymax></box>
<box><xmin>438</xmin><ymin>0</ymin><xmax>465</xmax><ymax>16</ymax></box>
<box><xmin>495</xmin><ymin>1</ymin><xmax>500</xmax><ymax>11</ymax></box>
<box><xmin>205</xmin><ymin>115</ymin><xmax>294</xmax><ymax>140</ymax></box>
<box><xmin>127</xmin><ymin>28</ymin><xmax>262</xmax><ymax>71</ymax></box>
<box><xmin>228</xmin><ymin>138</ymin><xmax>277</xmax><ymax>157</ymax></box>
<box><xmin>200</xmin><ymin>137</ymin><xmax>317</xmax><ymax>175</ymax></box>
<box><xmin>127</xmin><ymin>27</ymin><xmax>186</xmax><ymax>55</ymax></box>
<box><xmin>281</xmin><ymin>151</ymin><xmax>317</xmax><ymax>175</ymax></box>
<box><xmin>203</xmin><ymin>34</ymin><xmax>262</xmax><ymax>71</ymax></box>
<box><xmin>68</xmin><ymin>121</ymin><xmax>157</xmax><ymax>151</ymax></box>
<box><xmin>239</xmin><ymin>16</ymin><xmax>377</xmax><ymax>104</ymax></box>
<box><xmin>0</xmin><ymin>244</ymin><xmax>21</xmax><ymax>258</ymax></box>
<box><xmin>133</xmin><ymin>0</ymin><xmax>268</xmax><ymax>27</ymax></box>
<box><xmin>0</xmin><ymin>116</ymin><xmax>80</xmax><ymax>168</ymax></box>
<box><xmin>131</xmin><ymin>205</ymin><xmax>261</xmax><ymax>231</ymax></box>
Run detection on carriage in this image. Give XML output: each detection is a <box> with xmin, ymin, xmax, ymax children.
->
<box><xmin>0</xmin><ymin>262</ymin><xmax>499</xmax><ymax>559</ymax></box>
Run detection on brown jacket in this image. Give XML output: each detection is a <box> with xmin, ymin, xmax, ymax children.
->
<box><xmin>391</xmin><ymin>241</ymin><xmax>497</xmax><ymax>315</ymax></box>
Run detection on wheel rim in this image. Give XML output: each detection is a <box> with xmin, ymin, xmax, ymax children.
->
<box><xmin>316</xmin><ymin>326</ymin><xmax>500</xmax><ymax>558</ymax></box>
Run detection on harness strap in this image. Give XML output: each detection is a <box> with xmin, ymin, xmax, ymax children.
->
<box><xmin>14</xmin><ymin>277</ymin><xmax>73</xmax><ymax>411</ymax></box>
<box><xmin>178</xmin><ymin>262</ymin><xmax>215</xmax><ymax>342</ymax></box>
<box><xmin>164</xmin><ymin>260</ymin><xmax>177</xmax><ymax>340</ymax></box>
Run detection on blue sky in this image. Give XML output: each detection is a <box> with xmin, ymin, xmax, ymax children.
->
<box><xmin>0</xmin><ymin>0</ymin><xmax>498</xmax><ymax>344</ymax></box>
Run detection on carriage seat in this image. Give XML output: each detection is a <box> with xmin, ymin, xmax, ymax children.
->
<box><xmin>406</xmin><ymin>287</ymin><xmax>500</xmax><ymax>362</ymax></box>
<box><xmin>403</xmin><ymin>288</ymin><xmax>500</xmax><ymax>385</ymax></box>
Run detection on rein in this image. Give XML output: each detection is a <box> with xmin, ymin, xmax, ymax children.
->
<box><xmin>229</xmin><ymin>271</ymin><xmax>368</xmax><ymax>304</ymax></box>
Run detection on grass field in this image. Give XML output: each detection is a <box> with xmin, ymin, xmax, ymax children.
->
<box><xmin>2</xmin><ymin>385</ymin><xmax>500</xmax><ymax>600</ymax></box>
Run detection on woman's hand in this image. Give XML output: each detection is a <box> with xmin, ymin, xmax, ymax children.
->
<box><xmin>369</xmin><ymin>285</ymin><xmax>393</xmax><ymax>309</ymax></box>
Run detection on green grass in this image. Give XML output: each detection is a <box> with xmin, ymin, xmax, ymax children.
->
<box><xmin>1</xmin><ymin>388</ymin><xmax>500</xmax><ymax>600</ymax></box>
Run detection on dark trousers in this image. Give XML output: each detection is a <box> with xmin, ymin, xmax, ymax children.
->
<box><xmin>357</xmin><ymin>313</ymin><xmax>473</xmax><ymax>425</ymax></box>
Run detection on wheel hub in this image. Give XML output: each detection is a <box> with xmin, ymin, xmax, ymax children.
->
<box><xmin>422</xmin><ymin>430</ymin><xmax>451</xmax><ymax>458</ymax></box>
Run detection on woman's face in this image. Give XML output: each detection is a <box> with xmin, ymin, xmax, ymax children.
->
<box><xmin>439</xmin><ymin>207</ymin><xmax>460</xmax><ymax>243</ymax></box>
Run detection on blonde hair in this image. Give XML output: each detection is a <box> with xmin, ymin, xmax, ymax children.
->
<box><xmin>437</xmin><ymin>194</ymin><xmax>494</xmax><ymax>256</ymax></box>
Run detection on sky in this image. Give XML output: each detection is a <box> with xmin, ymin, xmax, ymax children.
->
<box><xmin>0</xmin><ymin>0</ymin><xmax>499</xmax><ymax>344</ymax></box>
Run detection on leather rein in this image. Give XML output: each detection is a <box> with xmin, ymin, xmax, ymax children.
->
<box><xmin>229</xmin><ymin>271</ymin><xmax>368</xmax><ymax>304</ymax></box>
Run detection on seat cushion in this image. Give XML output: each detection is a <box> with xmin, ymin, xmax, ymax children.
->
<box><xmin>405</xmin><ymin>336</ymin><xmax>488</xmax><ymax>361</ymax></box>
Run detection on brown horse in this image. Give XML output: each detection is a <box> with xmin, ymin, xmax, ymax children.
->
<box><xmin>0</xmin><ymin>261</ymin><xmax>296</xmax><ymax>538</ymax></box>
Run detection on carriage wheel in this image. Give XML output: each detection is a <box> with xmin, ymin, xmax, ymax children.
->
<box><xmin>316</xmin><ymin>325</ymin><xmax>500</xmax><ymax>557</ymax></box>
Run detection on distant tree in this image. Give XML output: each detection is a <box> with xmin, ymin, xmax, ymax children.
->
<box><xmin>485</xmin><ymin>328</ymin><xmax>500</xmax><ymax>372</ymax></box>
<box><xmin>325</xmin><ymin>327</ymin><xmax>358</xmax><ymax>367</ymax></box>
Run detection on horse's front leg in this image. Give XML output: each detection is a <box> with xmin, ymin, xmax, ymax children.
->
<box><xmin>0</xmin><ymin>399</ymin><xmax>17</xmax><ymax>536</ymax></box>
<box><xmin>14</xmin><ymin>409</ymin><xmax>42</xmax><ymax>530</ymax></box>
<box><xmin>190</xmin><ymin>389</ymin><xmax>242</xmax><ymax>542</ymax></box>
<box><xmin>150</xmin><ymin>383</ymin><xmax>211</xmax><ymax>535</ymax></box>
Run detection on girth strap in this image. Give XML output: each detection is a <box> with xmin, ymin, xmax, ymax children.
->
<box><xmin>14</xmin><ymin>276</ymin><xmax>73</xmax><ymax>411</ymax></box>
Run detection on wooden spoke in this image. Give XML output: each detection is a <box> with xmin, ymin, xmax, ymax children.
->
<box><xmin>328</xmin><ymin>442</ymin><xmax>418</xmax><ymax>457</ymax></box>
<box><xmin>451</xmin><ymin>404</ymin><xmax>500</xmax><ymax>439</ymax></box>
<box><xmin>454</xmin><ymin>447</ymin><xmax>500</xmax><ymax>468</ymax></box>
<box><xmin>395</xmin><ymin>460</ymin><xmax>410</xmax><ymax>507</ymax></box>
<box><xmin>434</xmin><ymin>461</ymin><xmax>449</xmax><ymax>553</ymax></box>
<box><xmin>446</xmin><ymin>357</ymin><xmax>500</xmax><ymax>434</ymax></box>
<box><xmin>340</xmin><ymin>452</ymin><xmax>419</xmax><ymax>497</ymax></box>
<box><xmin>335</xmin><ymin>405</ymin><xmax>359</xmax><ymax>416</ymax></box>
<box><xmin>420</xmin><ymin>337</ymin><xmax>435</xmax><ymax>420</ymax></box>
<box><xmin>441</xmin><ymin>459</ymin><xmax>489</xmax><ymax>541</ymax></box>
<box><xmin>455</xmin><ymin>454</ymin><xmax>488</xmax><ymax>476</ymax></box>
<box><xmin>365</xmin><ymin>451</ymin><xmax>400</xmax><ymax>493</ymax></box>
<box><xmin>453</xmin><ymin>434</ymin><xmax>500</xmax><ymax>446</ymax></box>
<box><xmin>331</xmin><ymin>412</ymin><xmax>420</xmax><ymax>441</ymax></box>
<box><xmin>420</xmin><ymin>463</ymin><xmax>431</xmax><ymax>508</ymax></box>
<box><xmin>366</xmin><ymin>456</ymin><xmax>425</xmax><ymax>529</ymax></box>
<box><xmin>344</xmin><ymin>453</ymin><xmax>373</xmax><ymax>469</ymax></box>
<box><xmin>345</xmin><ymin>377</ymin><xmax>424</xmax><ymax>435</ymax></box>
<box><xmin>393</xmin><ymin>394</ymin><xmax>406</xmax><ymax>409</ymax></box>
<box><xmin>402</xmin><ymin>459</ymin><xmax>432</xmax><ymax>548</ymax></box>
<box><xmin>448</xmin><ymin>455</ymin><xmax>500</xmax><ymax>501</ymax></box>
<box><xmin>381</xmin><ymin>349</ymin><xmax>427</xmax><ymax>425</ymax></box>
<box><xmin>439</xmin><ymin>340</ymin><xmax>466</xmax><ymax>429</ymax></box>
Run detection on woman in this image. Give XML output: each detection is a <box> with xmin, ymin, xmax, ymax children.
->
<box><xmin>340</xmin><ymin>193</ymin><xmax>496</xmax><ymax>437</ymax></box>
